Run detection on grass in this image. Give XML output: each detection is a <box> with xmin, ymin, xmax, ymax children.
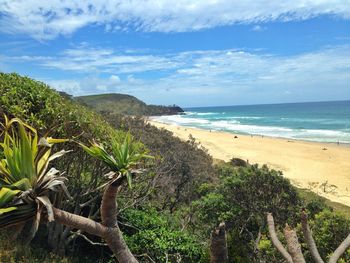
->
<box><xmin>298</xmin><ymin>188</ymin><xmax>350</xmax><ymax>218</ymax></box>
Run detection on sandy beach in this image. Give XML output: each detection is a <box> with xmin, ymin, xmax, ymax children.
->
<box><xmin>150</xmin><ymin>120</ymin><xmax>350</xmax><ymax>206</ymax></box>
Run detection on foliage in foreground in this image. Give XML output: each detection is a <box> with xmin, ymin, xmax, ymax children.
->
<box><xmin>122</xmin><ymin>208</ymin><xmax>207</xmax><ymax>262</ymax></box>
<box><xmin>191</xmin><ymin>161</ymin><xmax>350</xmax><ymax>262</ymax></box>
<box><xmin>0</xmin><ymin>73</ymin><xmax>209</xmax><ymax>262</ymax></box>
<box><xmin>104</xmin><ymin>113</ymin><xmax>216</xmax><ymax>211</ymax></box>
<box><xmin>0</xmin><ymin>117</ymin><xmax>69</xmax><ymax>239</ymax></box>
<box><xmin>192</xmin><ymin>163</ymin><xmax>301</xmax><ymax>261</ymax></box>
<box><xmin>0</xmin><ymin>233</ymin><xmax>81</xmax><ymax>263</ymax></box>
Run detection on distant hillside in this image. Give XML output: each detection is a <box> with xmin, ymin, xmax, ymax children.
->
<box><xmin>76</xmin><ymin>93</ymin><xmax>184</xmax><ymax>116</ymax></box>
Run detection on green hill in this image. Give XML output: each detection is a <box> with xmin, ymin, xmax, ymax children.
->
<box><xmin>76</xmin><ymin>93</ymin><xmax>184</xmax><ymax>116</ymax></box>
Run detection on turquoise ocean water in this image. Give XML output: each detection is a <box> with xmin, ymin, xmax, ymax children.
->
<box><xmin>153</xmin><ymin>100</ymin><xmax>350</xmax><ymax>144</ymax></box>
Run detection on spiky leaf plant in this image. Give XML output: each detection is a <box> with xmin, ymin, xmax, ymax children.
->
<box><xmin>80</xmin><ymin>132</ymin><xmax>152</xmax><ymax>188</ymax></box>
<box><xmin>0</xmin><ymin>116</ymin><xmax>69</xmax><ymax>239</ymax></box>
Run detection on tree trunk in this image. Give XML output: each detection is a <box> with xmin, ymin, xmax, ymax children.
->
<box><xmin>52</xmin><ymin>179</ymin><xmax>139</xmax><ymax>263</ymax></box>
<box><xmin>266</xmin><ymin>213</ymin><xmax>293</xmax><ymax>263</ymax></box>
<box><xmin>300</xmin><ymin>211</ymin><xmax>324</xmax><ymax>263</ymax></box>
<box><xmin>329</xmin><ymin>233</ymin><xmax>350</xmax><ymax>263</ymax></box>
<box><xmin>53</xmin><ymin>208</ymin><xmax>106</xmax><ymax>238</ymax></box>
<box><xmin>100</xmin><ymin>182</ymin><xmax>138</xmax><ymax>263</ymax></box>
<box><xmin>101</xmin><ymin>183</ymin><xmax>119</xmax><ymax>227</ymax></box>
<box><xmin>104</xmin><ymin>227</ymin><xmax>138</xmax><ymax>263</ymax></box>
<box><xmin>210</xmin><ymin>222</ymin><xmax>228</xmax><ymax>263</ymax></box>
<box><xmin>283</xmin><ymin>225</ymin><xmax>306</xmax><ymax>263</ymax></box>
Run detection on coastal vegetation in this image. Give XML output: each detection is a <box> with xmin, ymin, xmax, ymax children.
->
<box><xmin>1</xmin><ymin>72</ymin><xmax>350</xmax><ymax>262</ymax></box>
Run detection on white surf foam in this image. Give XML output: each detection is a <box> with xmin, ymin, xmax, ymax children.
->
<box><xmin>152</xmin><ymin>115</ymin><xmax>350</xmax><ymax>143</ymax></box>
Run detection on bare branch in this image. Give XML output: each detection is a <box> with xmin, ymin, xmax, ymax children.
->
<box><xmin>79</xmin><ymin>195</ymin><xmax>99</xmax><ymax>208</ymax></box>
<box><xmin>53</xmin><ymin>207</ymin><xmax>106</xmax><ymax>238</ymax></box>
<box><xmin>254</xmin><ymin>229</ymin><xmax>262</xmax><ymax>254</ymax></box>
<box><xmin>329</xmin><ymin>233</ymin><xmax>350</xmax><ymax>263</ymax></box>
<box><xmin>283</xmin><ymin>224</ymin><xmax>306</xmax><ymax>263</ymax></box>
<box><xmin>300</xmin><ymin>211</ymin><xmax>324</xmax><ymax>263</ymax></box>
<box><xmin>135</xmin><ymin>253</ymin><xmax>156</xmax><ymax>263</ymax></box>
<box><xmin>266</xmin><ymin>213</ymin><xmax>293</xmax><ymax>263</ymax></box>
<box><xmin>72</xmin><ymin>230</ymin><xmax>108</xmax><ymax>246</ymax></box>
<box><xmin>117</xmin><ymin>219</ymin><xmax>141</xmax><ymax>231</ymax></box>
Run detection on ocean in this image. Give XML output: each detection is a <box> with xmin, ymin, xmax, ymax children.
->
<box><xmin>152</xmin><ymin>100</ymin><xmax>350</xmax><ymax>144</ymax></box>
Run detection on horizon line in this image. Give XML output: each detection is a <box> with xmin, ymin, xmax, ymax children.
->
<box><xmin>184</xmin><ymin>99</ymin><xmax>350</xmax><ymax>109</ymax></box>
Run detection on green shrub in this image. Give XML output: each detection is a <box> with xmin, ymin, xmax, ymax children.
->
<box><xmin>193</xmin><ymin>163</ymin><xmax>301</xmax><ymax>261</ymax></box>
<box><xmin>311</xmin><ymin>210</ymin><xmax>350</xmax><ymax>261</ymax></box>
<box><xmin>121</xmin><ymin>208</ymin><xmax>207</xmax><ymax>262</ymax></box>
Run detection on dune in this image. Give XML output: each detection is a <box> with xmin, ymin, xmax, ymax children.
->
<box><xmin>149</xmin><ymin>120</ymin><xmax>350</xmax><ymax>207</ymax></box>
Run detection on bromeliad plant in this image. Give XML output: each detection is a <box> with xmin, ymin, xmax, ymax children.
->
<box><xmin>0</xmin><ymin>116</ymin><xmax>151</xmax><ymax>263</ymax></box>
<box><xmin>74</xmin><ymin>132</ymin><xmax>152</xmax><ymax>262</ymax></box>
<box><xmin>80</xmin><ymin>132</ymin><xmax>152</xmax><ymax>188</ymax></box>
<box><xmin>0</xmin><ymin>116</ymin><xmax>69</xmax><ymax>240</ymax></box>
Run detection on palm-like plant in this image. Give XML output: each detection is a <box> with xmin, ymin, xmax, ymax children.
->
<box><xmin>80</xmin><ymin>132</ymin><xmax>152</xmax><ymax>188</ymax></box>
<box><xmin>0</xmin><ymin>117</ymin><xmax>149</xmax><ymax>262</ymax></box>
<box><xmin>78</xmin><ymin>132</ymin><xmax>152</xmax><ymax>263</ymax></box>
<box><xmin>0</xmin><ymin>116</ymin><xmax>69</xmax><ymax>239</ymax></box>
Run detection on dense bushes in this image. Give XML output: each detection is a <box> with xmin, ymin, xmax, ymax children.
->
<box><xmin>121</xmin><ymin>208</ymin><xmax>207</xmax><ymax>262</ymax></box>
<box><xmin>192</xmin><ymin>163</ymin><xmax>302</xmax><ymax>261</ymax></box>
<box><xmin>0</xmin><ymin>73</ymin><xmax>211</xmax><ymax>262</ymax></box>
<box><xmin>103</xmin><ymin>113</ymin><xmax>216</xmax><ymax>211</ymax></box>
<box><xmin>310</xmin><ymin>210</ymin><xmax>350</xmax><ymax>261</ymax></box>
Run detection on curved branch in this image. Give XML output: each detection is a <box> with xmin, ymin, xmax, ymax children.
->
<box><xmin>101</xmin><ymin>183</ymin><xmax>119</xmax><ymax>227</ymax></box>
<box><xmin>53</xmin><ymin>206</ymin><xmax>139</xmax><ymax>263</ymax></box>
<box><xmin>101</xmin><ymin>176</ymin><xmax>125</xmax><ymax>227</ymax></box>
<box><xmin>100</xmin><ymin>178</ymin><xmax>139</xmax><ymax>263</ymax></box>
<box><xmin>266</xmin><ymin>213</ymin><xmax>293</xmax><ymax>263</ymax></box>
<box><xmin>300</xmin><ymin>211</ymin><xmax>324</xmax><ymax>263</ymax></box>
<box><xmin>328</xmin><ymin>233</ymin><xmax>350</xmax><ymax>263</ymax></box>
<box><xmin>104</xmin><ymin>227</ymin><xmax>138</xmax><ymax>263</ymax></box>
<box><xmin>283</xmin><ymin>225</ymin><xmax>306</xmax><ymax>263</ymax></box>
<box><xmin>53</xmin><ymin>207</ymin><xmax>106</xmax><ymax>238</ymax></box>
<box><xmin>71</xmin><ymin>230</ymin><xmax>108</xmax><ymax>246</ymax></box>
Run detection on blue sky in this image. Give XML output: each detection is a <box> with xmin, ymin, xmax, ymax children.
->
<box><xmin>0</xmin><ymin>1</ymin><xmax>350</xmax><ymax>107</ymax></box>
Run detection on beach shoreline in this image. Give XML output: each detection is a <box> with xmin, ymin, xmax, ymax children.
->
<box><xmin>149</xmin><ymin>120</ymin><xmax>350</xmax><ymax>207</ymax></box>
<box><xmin>149</xmin><ymin>116</ymin><xmax>350</xmax><ymax>147</ymax></box>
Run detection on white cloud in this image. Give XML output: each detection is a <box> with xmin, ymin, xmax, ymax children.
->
<box><xmin>47</xmin><ymin>76</ymin><xmax>124</xmax><ymax>96</ymax></box>
<box><xmin>0</xmin><ymin>0</ymin><xmax>350</xmax><ymax>40</ymax></box>
<box><xmin>38</xmin><ymin>45</ymin><xmax>350</xmax><ymax>106</ymax></box>
<box><xmin>252</xmin><ymin>25</ymin><xmax>267</xmax><ymax>32</ymax></box>
<box><xmin>6</xmin><ymin>44</ymin><xmax>180</xmax><ymax>74</ymax></box>
<box><xmin>46</xmin><ymin>79</ymin><xmax>82</xmax><ymax>95</ymax></box>
<box><xmin>109</xmin><ymin>75</ymin><xmax>120</xmax><ymax>83</ymax></box>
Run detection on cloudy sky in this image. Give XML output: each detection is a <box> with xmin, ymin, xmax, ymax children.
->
<box><xmin>1</xmin><ymin>1</ymin><xmax>350</xmax><ymax>107</ymax></box>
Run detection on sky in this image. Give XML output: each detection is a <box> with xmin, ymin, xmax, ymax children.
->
<box><xmin>0</xmin><ymin>1</ymin><xmax>350</xmax><ymax>107</ymax></box>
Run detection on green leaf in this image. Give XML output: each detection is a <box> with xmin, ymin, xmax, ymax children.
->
<box><xmin>80</xmin><ymin>132</ymin><xmax>150</xmax><ymax>188</ymax></box>
<box><xmin>0</xmin><ymin>116</ymin><xmax>69</xmax><ymax>230</ymax></box>
<box><xmin>12</xmin><ymin>178</ymin><xmax>31</xmax><ymax>191</ymax></box>
<box><xmin>126</xmin><ymin>171</ymin><xmax>132</xmax><ymax>189</ymax></box>
<box><xmin>0</xmin><ymin>204</ymin><xmax>36</xmax><ymax>228</ymax></box>
<box><xmin>0</xmin><ymin>206</ymin><xmax>18</xmax><ymax>214</ymax></box>
<box><xmin>0</xmin><ymin>187</ymin><xmax>20</xmax><ymax>207</ymax></box>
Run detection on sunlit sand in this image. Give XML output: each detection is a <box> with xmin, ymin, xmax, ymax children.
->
<box><xmin>150</xmin><ymin>120</ymin><xmax>350</xmax><ymax>206</ymax></box>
